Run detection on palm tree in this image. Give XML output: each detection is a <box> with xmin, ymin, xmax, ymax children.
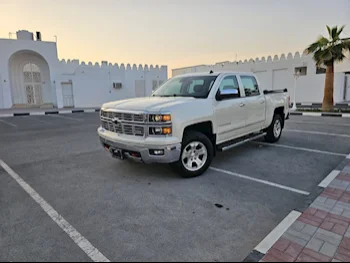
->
<box><xmin>305</xmin><ymin>25</ymin><xmax>350</xmax><ymax>111</ymax></box>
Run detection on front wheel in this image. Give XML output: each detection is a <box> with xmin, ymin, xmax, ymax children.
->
<box><xmin>265</xmin><ymin>114</ymin><xmax>283</xmax><ymax>143</ymax></box>
<box><xmin>170</xmin><ymin>131</ymin><xmax>214</xmax><ymax>178</ymax></box>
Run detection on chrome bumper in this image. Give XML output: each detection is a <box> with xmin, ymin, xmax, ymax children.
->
<box><xmin>99</xmin><ymin>136</ymin><xmax>181</xmax><ymax>164</ymax></box>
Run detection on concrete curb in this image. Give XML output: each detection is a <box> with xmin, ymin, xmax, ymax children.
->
<box><xmin>296</xmin><ymin>103</ymin><xmax>350</xmax><ymax>108</ymax></box>
<box><xmin>290</xmin><ymin>112</ymin><xmax>350</xmax><ymax>118</ymax></box>
<box><xmin>243</xmin><ymin>154</ymin><xmax>350</xmax><ymax>262</ymax></box>
<box><xmin>0</xmin><ymin>109</ymin><xmax>100</xmax><ymax>118</ymax></box>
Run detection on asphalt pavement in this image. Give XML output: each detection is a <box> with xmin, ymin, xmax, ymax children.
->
<box><xmin>0</xmin><ymin>113</ymin><xmax>350</xmax><ymax>262</ymax></box>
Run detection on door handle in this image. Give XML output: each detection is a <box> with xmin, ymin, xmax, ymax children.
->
<box><xmin>260</xmin><ymin>100</ymin><xmax>265</xmax><ymax>104</ymax></box>
<box><xmin>240</xmin><ymin>103</ymin><xmax>245</xmax><ymax>107</ymax></box>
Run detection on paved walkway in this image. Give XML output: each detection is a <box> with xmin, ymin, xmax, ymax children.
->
<box><xmin>262</xmin><ymin>160</ymin><xmax>350</xmax><ymax>262</ymax></box>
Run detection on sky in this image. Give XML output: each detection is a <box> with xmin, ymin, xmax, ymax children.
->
<box><xmin>0</xmin><ymin>0</ymin><xmax>349</xmax><ymax>76</ymax></box>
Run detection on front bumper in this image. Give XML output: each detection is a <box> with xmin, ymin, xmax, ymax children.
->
<box><xmin>98</xmin><ymin>132</ymin><xmax>181</xmax><ymax>164</ymax></box>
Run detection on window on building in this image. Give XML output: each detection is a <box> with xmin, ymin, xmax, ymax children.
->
<box><xmin>316</xmin><ymin>66</ymin><xmax>326</xmax><ymax>74</ymax></box>
<box><xmin>240</xmin><ymin>76</ymin><xmax>260</xmax><ymax>97</ymax></box>
<box><xmin>295</xmin><ymin>67</ymin><xmax>307</xmax><ymax>76</ymax></box>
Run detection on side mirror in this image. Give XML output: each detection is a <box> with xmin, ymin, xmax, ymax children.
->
<box><xmin>216</xmin><ymin>89</ymin><xmax>239</xmax><ymax>101</ymax></box>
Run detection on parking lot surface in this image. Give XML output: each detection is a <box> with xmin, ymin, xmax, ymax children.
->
<box><xmin>1</xmin><ymin>113</ymin><xmax>350</xmax><ymax>262</ymax></box>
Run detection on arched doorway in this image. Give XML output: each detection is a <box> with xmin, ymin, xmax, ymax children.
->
<box><xmin>8</xmin><ymin>50</ymin><xmax>52</xmax><ymax>108</ymax></box>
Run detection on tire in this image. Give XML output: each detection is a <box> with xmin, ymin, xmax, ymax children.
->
<box><xmin>170</xmin><ymin>131</ymin><xmax>214</xmax><ymax>178</ymax></box>
<box><xmin>265</xmin><ymin>114</ymin><xmax>283</xmax><ymax>143</ymax></box>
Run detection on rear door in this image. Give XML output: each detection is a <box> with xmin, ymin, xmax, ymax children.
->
<box><xmin>214</xmin><ymin>75</ymin><xmax>247</xmax><ymax>144</ymax></box>
<box><xmin>239</xmin><ymin>75</ymin><xmax>266</xmax><ymax>132</ymax></box>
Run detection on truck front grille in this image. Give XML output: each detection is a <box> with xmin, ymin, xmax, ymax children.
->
<box><xmin>101</xmin><ymin>111</ymin><xmax>145</xmax><ymax>123</ymax></box>
<box><xmin>100</xmin><ymin>110</ymin><xmax>146</xmax><ymax>137</ymax></box>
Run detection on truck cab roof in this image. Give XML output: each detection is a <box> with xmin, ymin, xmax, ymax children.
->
<box><xmin>176</xmin><ymin>71</ymin><xmax>256</xmax><ymax>78</ymax></box>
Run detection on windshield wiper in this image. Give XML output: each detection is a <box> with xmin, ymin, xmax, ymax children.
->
<box><xmin>159</xmin><ymin>94</ymin><xmax>178</xmax><ymax>97</ymax></box>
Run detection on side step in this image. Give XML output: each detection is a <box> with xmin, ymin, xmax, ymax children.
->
<box><xmin>217</xmin><ymin>132</ymin><xmax>266</xmax><ymax>152</ymax></box>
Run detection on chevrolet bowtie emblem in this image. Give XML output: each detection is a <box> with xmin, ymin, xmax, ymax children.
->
<box><xmin>112</xmin><ymin>118</ymin><xmax>121</xmax><ymax>124</ymax></box>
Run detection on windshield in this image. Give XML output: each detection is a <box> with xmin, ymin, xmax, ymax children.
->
<box><xmin>152</xmin><ymin>75</ymin><xmax>218</xmax><ymax>98</ymax></box>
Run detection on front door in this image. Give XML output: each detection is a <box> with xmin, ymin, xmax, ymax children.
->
<box><xmin>214</xmin><ymin>75</ymin><xmax>247</xmax><ymax>144</ymax></box>
<box><xmin>62</xmin><ymin>83</ymin><xmax>74</xmax><ymax>108</ymax></box>
<box><xmin>239</xmin><ymin>75</ymin><xmax>265</xmax><ymax>132</ymax></box>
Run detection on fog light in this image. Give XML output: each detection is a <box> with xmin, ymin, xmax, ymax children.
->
<box><xmin>162</xmin><ymin>127</ymin><xmax>172</xmax><ymax>135</ymax></box>
<box><xmin>150</xmin><ymin>149</ymin><xmax>164</xmax><ymax>155</ymax></box>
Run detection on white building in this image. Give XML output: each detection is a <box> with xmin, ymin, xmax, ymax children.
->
<box><xmin>0</xmin><ymin>30</ymin><xmax>168</xmax><ymax>109</ymax></box>
<box><xmin>173</xmin><ymin>52</ymin><xmax>350</xmax><ymax>104</ymax></box>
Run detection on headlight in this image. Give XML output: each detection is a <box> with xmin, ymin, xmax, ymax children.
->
<box><xmin>149</xmin><ymin>127</ymin><xmax>172</xmax><ymax>135</ymax></box>
<box><xmin>149</xmin><ymin>114</ymin><xmax>171</xmax><ymax>122</ymax></box>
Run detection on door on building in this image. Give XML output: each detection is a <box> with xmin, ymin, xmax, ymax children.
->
<box><xmin>346</xmin><ymin>75</ymin><xmax>350</xmax><ymax>101</ymax></box>
<box><xmin>23</xmin><ymin>63</ymin><xmax>43</xmax><ymax>105</ymax></box>
<box><xmin>135</xmin><ymin>80</ymin><xmax>146</xmax><ymax>97</ymax></box>
<box><xmin>272</xmin><ymin>69</ymin><xmax>288</xmax><ymax>90</ymax></box>
<box><xmin>61</xmin><ymin>83</ymin><xmax>74</xmax><ymax>108</ymax></box>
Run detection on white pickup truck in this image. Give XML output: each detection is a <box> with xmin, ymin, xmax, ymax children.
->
<box><xmin>98</xmin><ymin>71</ymin><xmax>290</xmax><ymax>177</ymax></box>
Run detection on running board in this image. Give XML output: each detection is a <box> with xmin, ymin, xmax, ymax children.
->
<box><xmin>217</xmin><ymin>132</ymin><xmax>266</xmax><ymax>152</ymax></box>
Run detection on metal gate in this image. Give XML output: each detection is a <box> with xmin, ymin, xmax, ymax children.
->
<box><xmin>61</xmin><ymin>83</ymin><xmax>74</xmax><ymax>108</ymax></box>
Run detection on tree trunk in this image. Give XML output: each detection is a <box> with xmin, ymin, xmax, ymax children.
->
<box><xmin>322</xmin><ymin>62</ymin><xmax>334</xmax><ymax>111</ymax></box>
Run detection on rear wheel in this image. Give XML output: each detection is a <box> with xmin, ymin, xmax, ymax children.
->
<box><xmin>265</xmin><ymin>114</ymin><xmax>283</xmax><ymax>143</ymax></box>
<box><xmin>170</xmin><ymin>131</ymin><xmax>213</xmax><ymax>178</ymax></box>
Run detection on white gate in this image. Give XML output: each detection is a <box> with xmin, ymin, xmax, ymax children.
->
<box><xmin>23</xmin><ymin>63</ymin><xmax>42</xmax><ymax>105</ymax></box>
<box><xmin>135</xmin><ymin>80</ymin><xmax>146</xmax><ymax>97</ymax></box>
<box><xmin>61</xmin><ymin>83</ymin><xmax>74</xmax><ymax>108</ymax></box>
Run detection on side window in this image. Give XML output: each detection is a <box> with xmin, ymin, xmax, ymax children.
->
<box><xmin>240</xmin><ymin>76</ymin><xmax>260</xmax><ymax>96</ymax></box>
<box><xmin>219</xmin><ymin>76</ymin><xmax>240</xmax><ymax>98</ymax></box>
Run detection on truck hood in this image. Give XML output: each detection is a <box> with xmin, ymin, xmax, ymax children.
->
<box><xmin>102</xmin><ymin>97</ymin><xmax>195</xmax><ymax>112</ymax></box>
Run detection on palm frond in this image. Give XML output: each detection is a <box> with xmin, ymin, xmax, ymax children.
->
<box><xmin>331</xmin><ymin>26</ymin><xmax>338</xmax><ymax>40</ymax></box>
<box><xmin>317</xmin><ymin>36</ymin><xmax>329</xmax><ymax>46</ymax></box>
<box><xmin>338</xmin><ymin>25</ymin><xmax>345</xmax><ymax>35</ymax></box>
<box><xmin>305</xmin><ymin>42</ymin><xmax>321</xmax><ymax>54</ymax></box>
<box><xmin>327</xmin><ymin>25</ymin><xmax>332</xmax><ymax>36</ymax></box>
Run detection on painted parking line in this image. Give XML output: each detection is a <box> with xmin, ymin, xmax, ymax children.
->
<box><xmin>318</xmin><ymin>170</ymin><xmax>341</xmax><ymax>188</ymax></box>
<box><xmin>0</xmin><ymin>159</ymin><xmax>110</xmax><ymax>262</ymax></box>
<box><xmin>288</xmin><ymin>120</ymin><xmax>350</xmax><ymax>127</ymax></box>
<box><xmin>251</xmin><ymin>141</ymin><xmax>348</xmax><ymax>157</ymax></box>
<box><xmin>285</xmin><ymin>129</ymin><xmax>350</xmax><ymax>138</ymax></box>
<box><xmin>51</xmin><ymin>114</ymin><xmax>84</xmax><ymax>122</ymax></box>
<box><xmin>0</xmin><ymin>118</ymin><xmax>17</xmax><ymax>128</ymax></box>
<box><xmin>254</xmin><ymin>210</ymin><xmax>301</xmax><ymax>254</ymax></box>
<box><xmin>209</xmin><ymin>167</ymin><xmax>310</xmax><ymax>196</ymax></box>
<box><xmin>16</xmin><ymin>116</ymin><xmax>52</xmax><ymax>125</ymax></box>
